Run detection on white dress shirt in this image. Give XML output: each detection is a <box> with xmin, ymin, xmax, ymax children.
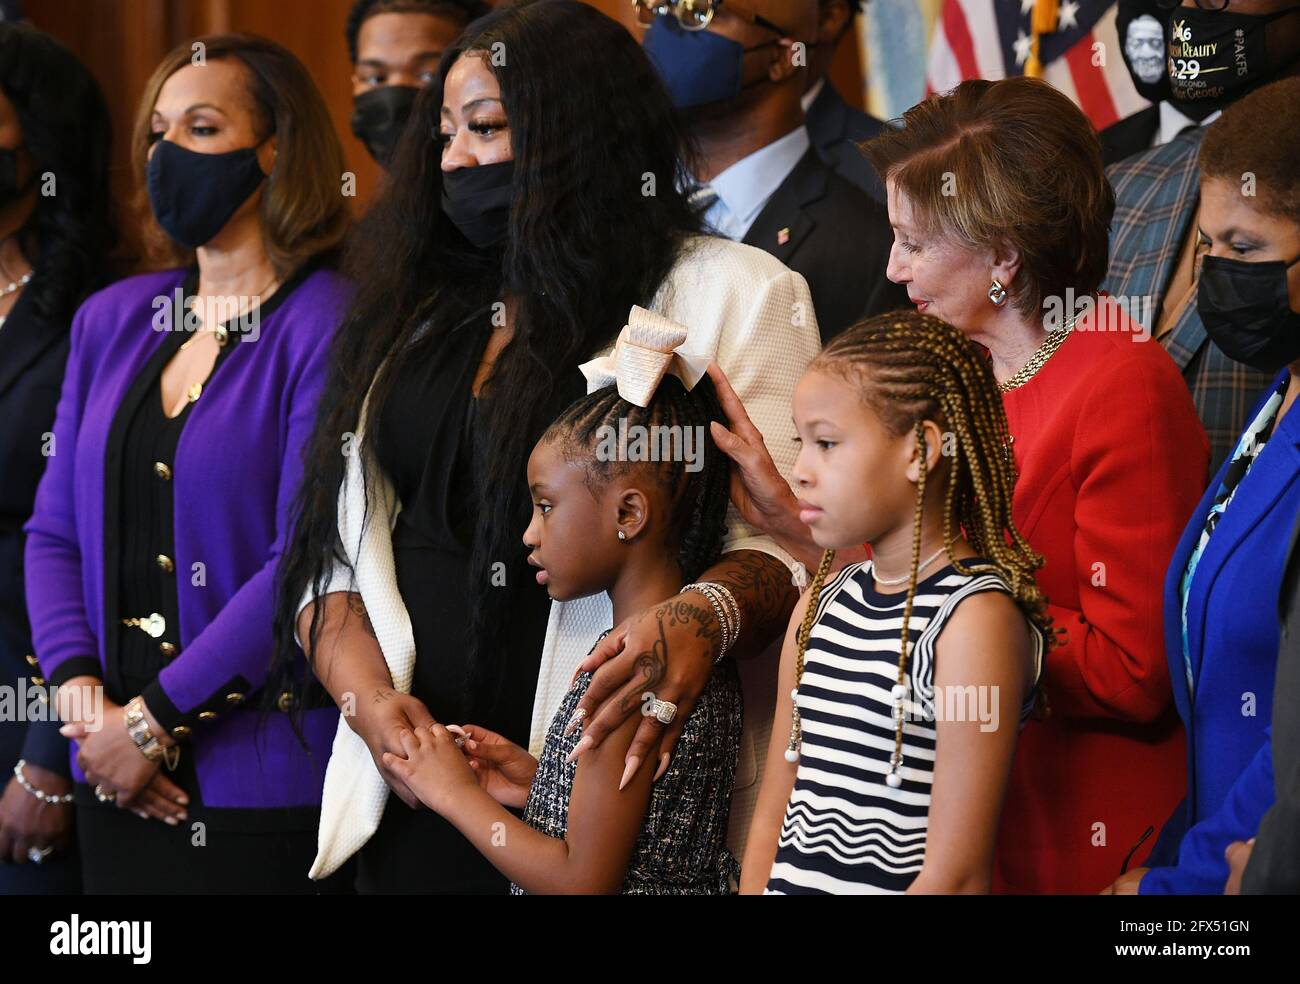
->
<box><xmin>699</xmin><ymin>126</ymin><xmax>811</xmax><ymax>241</ymax></box>
<box><xmin>800</xmin><ymin>77</ymin><xmax>825</xmax><ymax>114</ymax></box>
<box><xmin>1156</xmin><ymin>101</ymin><xmax>1221</xmax><ymax>147</ymax></box>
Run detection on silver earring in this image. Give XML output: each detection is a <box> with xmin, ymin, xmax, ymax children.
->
<box><xmin>988</xmin><ymin>278</ymin><xmax>1008</xmax><ymax>307</ymax></box>
<box><xmin>617</xmin><ymin>530</ymin><xmax>627</xmax><ymax>541</ymax></box>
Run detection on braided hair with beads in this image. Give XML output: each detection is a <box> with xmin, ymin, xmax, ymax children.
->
<box><xmin>785</xmin><ymin>311</ymin><xmax>1054</xmax><ymax>780</ymax></box>
<box><xmin>542</xmin><ymin>374</ymin><xmax>731</xmax><ymax>584</ymax></box>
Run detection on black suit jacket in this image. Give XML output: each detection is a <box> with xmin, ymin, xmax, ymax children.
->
<box><xmin>742</xmin><ymin>148</ymin><xmax>910</xmax><ymax>342</ymax></box>
<box><xmin>1242</xmin><ymin>507</ymin><xmax>1300</xmax><ymax>893</ymax></box>
<box><xmin>1100</xmin><ymin>105</ymin><xmax>1159</xmax><ymax>166</ymax></box>
<box><xmin>0</xmin><ymin>289</ymin><xmax>73</xmax><ymax>779</ymax></box>
<box><xmin>805</xmin><ymin>81</ymin><xmax>887</xmax><ymax>204</ymax></box>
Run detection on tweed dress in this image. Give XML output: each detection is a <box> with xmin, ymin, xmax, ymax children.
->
<box><xmin>511</xmin><ymin>656</ymin><xmax>743</xmax><ymax>895</ymax></box>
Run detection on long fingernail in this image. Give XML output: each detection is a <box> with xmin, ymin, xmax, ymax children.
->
<box><xmin>653</xmin><ymin>751</ymin><xmax>671</xmax><ymax>782</ymax></box>
<box><xmin>563</xmin><ymin>708</ymin><xmax>587</xmax><ymax>736</ymax></box>
<box><xmin>564</xmin><ymin>735</ymin><xmax>592</xmax><ymax>764</ymax></box>
<box><xmin>165</xmin><ymin>816</ymin><xmax>178</xmax><ymax>826</ymax></box>
<box><xmin>619</xmin><ymin>755</ymin><xmax>641</xmax><ymax>791</ymax></box>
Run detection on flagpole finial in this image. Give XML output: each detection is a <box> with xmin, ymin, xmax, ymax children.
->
<box><xmin>1025</xmin><ymin>0</ymin><xmax>1059</xmax><ymax>78</ymax></box>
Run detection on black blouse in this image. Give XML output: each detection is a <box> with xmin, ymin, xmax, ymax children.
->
<box><xmin>371</xmin><ymin>321</ymin><xmax>556</xmax><ymax>736</ymax></box>
<box><xmin>106</xmin><ymin>268</ymin><xmax>302</xmax><ymax>707</ymax></box>
<box><xmin>361</xmin><ymin>319</ymin><xmax>562</xmax><ymax>893</ymax></box>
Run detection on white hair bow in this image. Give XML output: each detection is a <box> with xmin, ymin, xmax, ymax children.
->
<box><xmin>579</xmin><ymin>305</ymin><xmax>710</xmax><ymax>408</ymax></box>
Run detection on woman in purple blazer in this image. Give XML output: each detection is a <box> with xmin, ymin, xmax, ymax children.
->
<box><xmin>23</xmin><ymin>34</ymin><xmax>351</xmax><ymax>893</ymax></box>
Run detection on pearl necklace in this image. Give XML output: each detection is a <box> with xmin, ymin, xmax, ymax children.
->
<box><xmin>873</xmin><ymin>545</ymin><xmax>947</xmax><ymax>587</ymax></box>
<box><xmin>1</xmin><ymin>270</ymin><xmax>31</xmax><ymax>298</ymax></box>
<box><xmin>0</xmin><ymin>270</ymin><xmax>33</xmax><ymax>331</ymax></box>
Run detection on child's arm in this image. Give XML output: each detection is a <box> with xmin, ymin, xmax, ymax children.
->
<box><xmin>908</xmin><ymin>592</ymin><xmax>1033</xmax><ymax>894</ymax></box>
<box><xmin>739</xmin><ymin>586</ymin><xmax>812</xmax><ymax>894</ymax></box>
<box><xmin>384</xmin><ymin>709</ymin><xmax>653</xmax><ymax>894</ymax></box>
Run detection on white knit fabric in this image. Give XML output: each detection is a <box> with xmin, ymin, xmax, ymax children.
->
<box><xmin>299</xmin><ymin>235</ymin><xmax>821</xmax><ymax>879</ymax></box>
<box><xmin>295</xmin><ymin>398</ymin><xmax>416</xmax><ymax>880</ymax></box>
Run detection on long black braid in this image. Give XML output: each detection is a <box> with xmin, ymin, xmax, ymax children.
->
<box><xmin>544</xmin><ymin>375</ymin><xmax>730</xmax><ymax>583</ymax></box>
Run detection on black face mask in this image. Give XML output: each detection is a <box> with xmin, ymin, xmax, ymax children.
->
<box><xmin>1200</xmin><ymin>253</ymin><xmax>1300</xmax><ymax>373</ymax></box>
<box><xmin>351</xmin><ymin>86</ymin><xmax>419</xmax><ymax>167</ymax></box>
<box><xmin>1168</xmin><ymin>4</ymin><xmax>1300</xmax><ymax>113</ymax></box>
<box><xmin>147</xmin><ymin>139</ymin><xmax>268</xmax><ymax>250</ymax></box>
<box><xmin>0</xmin><ymin>146</ymin><xmax>36</xmax><ymax>204</ymax></box>
<box><xmin>441</xmin><ymin>159</ymin><xmax>515</xmax><ymax>249</ymax></box>
<box><xmin>1117</xmin><ymin>0</ymin><xmax>1172</xmax><ymax>103</ymax></box>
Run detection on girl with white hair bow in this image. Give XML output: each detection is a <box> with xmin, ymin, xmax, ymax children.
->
<box><xmin>378</xmin><ymin>308</ymin><xmax>746</xmax><ymax>894</ymax></box>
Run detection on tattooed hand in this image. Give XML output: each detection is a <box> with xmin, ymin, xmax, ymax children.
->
<box><xmin>568</xmin><ymin>550</ymin><xmax>796</xmax><ymax>781</ymax></box>
<box><xmin>354</xmin><ymin>686</ymin><xmax>438</xmax><ymax>810</ymax></box>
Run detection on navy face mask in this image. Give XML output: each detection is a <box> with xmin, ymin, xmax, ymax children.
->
<box><xmin>642</xmin><ymin>15</ymin><xmax>778</xmax><ymax>109</ymax></box>
<box><xmin>441</xmin><ymin>158</ymin><xmax>515</xmax><ymax>249</ymax></box>
<box><xmin>1199</xmin><ymin>253</ymin><xmax>1300</xmax><ymax>373</ymax></box>
<box><xmin>147</xmin><ymin>139</ymin><xmax>268</xmax><ymax>249</ymax></box>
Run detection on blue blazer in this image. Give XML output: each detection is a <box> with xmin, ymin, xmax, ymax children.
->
<box><xmin>1142</xmin><ymin>374</ymin><xmax>1296</xmax><ymax>894</ymax></box>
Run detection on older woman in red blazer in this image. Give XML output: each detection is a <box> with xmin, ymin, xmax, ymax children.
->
<box><xmin>710</xmin><ymin>77</ymin><xmax>1208</xmax><ymax>893</ymax></box>
<box><xmin>858</xmin><ymin>79</ymin><xmax>1208</xmax><ymax>892</ymax></box>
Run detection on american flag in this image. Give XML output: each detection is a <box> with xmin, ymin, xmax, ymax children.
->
<box><xmin>925</xmin><ymin>0</ymin><xmax>1148</xmax><ymax>130</ymax></box>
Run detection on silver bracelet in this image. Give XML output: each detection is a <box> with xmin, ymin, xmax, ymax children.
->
<box><xmin>682</xmin><ymin>582</ymin><xmax>742</xmax><ymax>662</ymax></box>
<box><xmin>12</xmin><ymin>759</ymin><xmax>74</xmax><ymax>805</ymax></box>
<box><xmin>685</xmin><ymin>584</ymin><xmax>729</xmax><ymax>654</ymax></box>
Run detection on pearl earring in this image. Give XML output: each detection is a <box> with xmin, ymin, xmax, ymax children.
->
<box><xmin>617</xmin><ymin>530</ymin><xmax>627</xmax><ymax>541</ymax></box>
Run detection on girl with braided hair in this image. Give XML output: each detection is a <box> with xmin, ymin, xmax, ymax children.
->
<box><xmin>741</xmin><ymin>311</ymin><xmax>1049</xmax><ymax>894</ymax></box>
<box><xmin>724</xmin><ymin>78</ymin><xmax>1209</xmax><ymax>893</ymax></box>
<box><xmin>379</xmin><ymin>324</ymin><xmax>743</xmax><ymax>894</ymax></box>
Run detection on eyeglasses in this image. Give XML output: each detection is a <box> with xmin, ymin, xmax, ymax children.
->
<box><xmin>632</xmin><ymin>0</ymin><xmax>792</xmax><ymax>36</ymax></box>
<box><xmin>1155</xmin><ymin>0</ymin><xmax>1231</xmax><ymax>11</ymax></box>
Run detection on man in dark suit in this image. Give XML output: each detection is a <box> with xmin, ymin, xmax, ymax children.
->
<box><xmin>802</xmin><ymin>0</ymin><xmax>886</xmax><ymax>202</ymax></box>
<box><xmin>641</xmin><ymin>0</ymin><xmax>906</xmax><ymax>341</ymax></box>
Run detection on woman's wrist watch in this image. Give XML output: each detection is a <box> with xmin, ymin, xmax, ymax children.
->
<box><xmin>124</xmin><ymin>696</ymin><xmax>179</xmax><ymax>769</ymax></box>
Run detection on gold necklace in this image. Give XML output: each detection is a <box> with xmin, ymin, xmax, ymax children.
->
<box><xmin>997</xmin><ymin>314</ymin><xmax>1079</xmax><ymax>393</ymax></box>
<box><xmin>179</xmin><ymin>274</ymin><xmax>280</xmax><ymax>351</ymax></box>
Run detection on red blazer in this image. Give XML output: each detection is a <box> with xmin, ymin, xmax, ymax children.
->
<box><xmin>993</xmin><ymin>297</ymin><xmax>1208</xmax><ymax>894</ymax></box>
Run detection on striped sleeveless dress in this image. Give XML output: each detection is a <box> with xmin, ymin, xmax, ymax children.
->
<box><xmin>765</xmin><ymin>558</ymin><xmax>1044</xmax><ymax>895</ymax></box>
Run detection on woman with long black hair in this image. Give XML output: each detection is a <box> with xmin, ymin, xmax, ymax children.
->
<box><xmin>0</xmin><ymin>22</ymin><xmax>114</xmax><ymax>893</ymax></box>
<box><xmin>278</xmin><ymin>0</ymin><xmax>821</xmax><ymax>893</ymax></box>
